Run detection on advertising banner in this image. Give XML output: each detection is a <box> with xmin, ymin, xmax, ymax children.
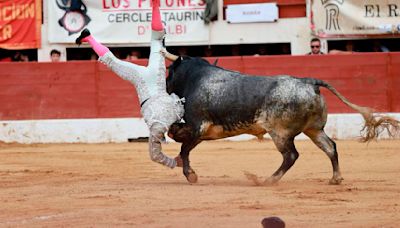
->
<box><xmin>48</xmin><ymin>0</ymin><xmax>209</xmax><ymax>44</ymax></box>
<box><xmin>0</xmin><ymin>0</ymin><xmax>42</xmax><ymax>49</ymax></box>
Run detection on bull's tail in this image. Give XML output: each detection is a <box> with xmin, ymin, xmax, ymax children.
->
<box><xmin>302</xmin><ymin>78</ymin><xmax>400</xmax><ymax>142</ymax></box>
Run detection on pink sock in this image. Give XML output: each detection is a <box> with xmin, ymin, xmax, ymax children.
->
<box><xmin>83</xmin><ymin>35</ymin><xmax>109</xmax><ymax>57</ymax></box>
<box><xmin>151</xmin><ymin>0</ymin><xmax>163</xmax><ymax>31</ymax></box>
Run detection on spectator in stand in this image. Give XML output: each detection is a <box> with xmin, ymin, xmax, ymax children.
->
<box><xmin>231</xmin><ymin>45</ymin><xmax>240</xmax><ymax>56</ymax></box>
<box><xmin>90</xmin><ymin>52</ymin><xmax>98</xmax><ymax>61</ymax></box>
<box><xmin>307</xmin><ymin>38</ymin><xmax>324</xmax><ymax>55</ymax></box>
<box><xmin>0</xmin><ymin>56</ymin><xmax>11</xmax><ymax>62</ymax></box>
<box><xmin>20</xmin><ymin>53</ymin><xmax>29</xmax><ymax>62</ymax></box>
<box><xmin>0</xmin><ymin>48</ymin><xmax>12</xmax><ymax>62</ymax></box>
<box><xmin>125</xmin><ymin>50</ymin><xmax>141</xmax><ymax>61</ymax></box>
<box><xmin>281</xmin><ymin>43</ymin><xmax>291</xmax><ymax>55</ymax></box>
<box><xmin>50</xmin><ymin>49</ymin><xmax>61</xmax><ymax>62</ymax></box>
<box><xmin>254</xmin><ymin>45</ymin><xmax>268</xmax><ymax>56</ymax></box>
<box><xmin>177</xmin><ymin>46</ymin><xmax>188</xmax><ymax>56</ymax></box>
<box><xmin>11</xmin><ymin>51</ymin><xmax>29</xmax><ymax>62</ymax></box>
<box><xmin>329</xmin><ymin>40</ymin><xmax>356</xmax><ymax>55</ymax></box>
<box><xmin>203</xmin><ymin>46</ymin><xmax>213</xmax><ymax>57</ymax></box>
<box><xmin>372</xmin><ymin>40</ymin><xmax>390</xmax><ymax>52</ymax></box>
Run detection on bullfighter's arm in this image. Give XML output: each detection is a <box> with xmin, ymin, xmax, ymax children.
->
<box><xmin>160</xmin><ymin>48</ymin><xmax>179</xmax><ymax>61</ymax></box>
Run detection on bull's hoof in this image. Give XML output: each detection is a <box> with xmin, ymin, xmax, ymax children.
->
<box><xmin>185</xmin><ymin>168</ymin><xmax>198</xmax><ymax>183</ymax></box>
<box><xmin>329</xmin><ymin>177</ymin><xmax>344</xmax><ymax>185</ymax></box>
<box><xmin>186</xmin><ymin>172</ymin><xmax>198</xmax><ymax>183</ymax></box>
<box><xmin>263</xmin><ymin>177</ymin><xmax>279</xmax><ymax>186</ymax></box>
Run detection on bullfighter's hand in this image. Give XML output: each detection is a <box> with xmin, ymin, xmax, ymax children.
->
<box><xmin>174</xmin><ymin>155</ymin><xmax>183</xmax><ymax>167</ymax></box>
<box><xmin>160</xmin><ymin>48</ymin><xmax>168</xmax><ymax>57</ymax></box>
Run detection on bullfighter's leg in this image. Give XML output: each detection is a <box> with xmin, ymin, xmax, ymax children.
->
<box><xmin>148</xmin><ymin>122</ymin><xmax>177</xmax><ymax>168</ymax></box>
<box><xmin>76</xmin><ymin>29</ymin><xmax>109</xmax><ymax>56</ymax></box>
<box><xmin>266</xmin><ymin>133</ymin><xmax>299</xmax><ymax>184</ymax></box>
<box><xmin>75</xmin><ymin>29</ymin><xmax>147</xmax><ymax>81</ymax></box>
<box><xmin>151</xmin><ymin>0</ymin><xmax>163</xmax><ymax>31</ymax></box>
<box><xmin>304</xmin><ymin>129</ymin><xmax>343</xmax><ymax>185</ymax></box>
<box><xmin>148</xmin><ymin>0</ymin><xmax>166</xmax><ymax>73</ymax></box>
<box><xmin>180</xmin><ymin>138</ymin><xmax>201</xmax><ymax>183</ymax></box>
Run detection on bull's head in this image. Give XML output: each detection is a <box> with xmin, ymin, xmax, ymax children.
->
<box><xmin>167</xmin><ymin>56</ymin><xmax>211</xmax><ymax>97</ymax></box>
<box><xmin>166</xmin><ymin>56</ymin><xmax>191</xmax><ymax>96</ymax></box>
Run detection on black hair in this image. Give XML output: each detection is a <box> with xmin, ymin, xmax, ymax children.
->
<box><xmin>310</xmin><ymin>38</ymin><xmax>321</xmax><ymax>43</ymax></box>
<box><xmin>50</xmin><ymin>49</ymin><xmax>61</xmax><ymax>56</ymax></box>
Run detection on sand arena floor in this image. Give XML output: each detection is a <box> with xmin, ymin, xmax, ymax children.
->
<box><xmin>0</xmin><ymin>139</ymin><xmax>399</xmax><ymax>227</ymax></box>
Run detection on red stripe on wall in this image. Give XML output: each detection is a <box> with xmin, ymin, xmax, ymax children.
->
<box><xmin>0</xmin><ymin>53</ymin><xmax>399</xmax><ymax>120</ymax></box>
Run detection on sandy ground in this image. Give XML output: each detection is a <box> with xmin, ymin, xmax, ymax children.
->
<box><xmin>0</xmin><ymin>139</ymin><xmax>399</xmax><ymax>227</ymax></box>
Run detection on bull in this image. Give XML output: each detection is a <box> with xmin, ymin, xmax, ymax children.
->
<box><xmin>164</xmin><ymin>54</ymin><xmax>399</xmax><ymax>185</ymax></box>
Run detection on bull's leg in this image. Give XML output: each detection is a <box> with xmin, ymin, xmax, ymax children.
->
<box><xmin>168</xmin><ymin>123</ymin><xmax>194</xmax><ymax>167</ymax></box>
<box><xmin>266</xmin><ymin>133</ymin><xmax>299</xmax><ymax>185</ymax></box>
<box><xmin>180</xmin><ymin>139</ymin><xmax>201</xmax><ymax>183</ymax></box>
<box><xmin>168</xmin><ymin>123</ymin><xmax>194</xmax><ymax>143</ymax></box>
<box><xmin>304</xmin><ymin>129</ymin><xmax>343</xmax><ymax>185</ymax></box>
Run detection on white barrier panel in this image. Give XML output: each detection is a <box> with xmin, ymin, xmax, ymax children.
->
<box><xmin>0</xmin><ymin>113</ymin><xmax>399</xmax><ymax>143</ymax></box>
<box><xmin>0</xmin><ymin>118</ymin><xmax>148</xmax><ymax>144</ymax></box>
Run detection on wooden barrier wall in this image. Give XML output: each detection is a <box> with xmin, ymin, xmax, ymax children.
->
<box><xmin>0</xmin><ymin>53</ymin><xmax>399</xmax><ymax>120</ymax></box>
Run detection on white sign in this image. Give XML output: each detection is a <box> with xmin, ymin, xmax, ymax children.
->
<box><xmin>311</xmin><ymin>0</ymin><xmax>400</xmax><ymax>37</ymax></box>
<box><xmin>48</xmin><ymin>0</ymin><xmax>209</xmax><ymax>44</ymax></box>
<box><xmin>226</xmin><ymin>3</ymin><xmax>278</xmax><ymax>23</ymax></box>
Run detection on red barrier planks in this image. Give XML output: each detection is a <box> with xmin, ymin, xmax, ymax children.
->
<box><xmin>0</xmin><ymin>53</ymin><xmax>399</xmax><ymax>120</ymax></box>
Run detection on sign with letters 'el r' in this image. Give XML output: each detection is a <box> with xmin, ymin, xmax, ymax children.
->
<box><xmin>311</xmin><ymin>0</ymin><xmax>400</xmax><ymax>37</ymax></box>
